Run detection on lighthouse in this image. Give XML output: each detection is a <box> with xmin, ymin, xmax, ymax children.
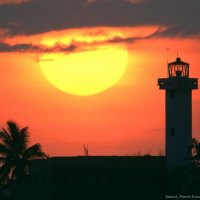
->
<box><xmin>158</xmin><ymin>57</ymin><xmax>198</xmax><ymax>169</ymax></box>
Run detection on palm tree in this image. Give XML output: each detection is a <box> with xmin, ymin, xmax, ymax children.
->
<box><xmin>0</xmin><ymin>121</ymin><xmax>48</xmax><ymax>185</ymax></box>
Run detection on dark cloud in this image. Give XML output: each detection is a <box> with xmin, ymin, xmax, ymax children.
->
<box><xmin>108</xmin><ymin>26</ymin><xmax>163</xmax><ymax>43</ymax></box>
<box><xmin>0</xmin><ymin>26</ymin><xmax>162</xmax><ymax>53</ymax></box>
<box><xmin>0</xmin><ymin>26</ymin><xmax>174</xmax><ymax>53</ymax></box>
<box><xmin>0</xmin><ymin>42</ymin><xmax>39</xmax><ymax>52</ymax></box>
<box><xmin>0</xmin><ymin>42</ymin><xmax>77</xmax><ymax>53</ymax></box>
<box><xmin>0</xmin><ymin>0</ymin><xmax>199</xmax><ymax>38</ymax></box>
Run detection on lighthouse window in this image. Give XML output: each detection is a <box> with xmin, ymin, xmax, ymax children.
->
<box><xmin>170</xmin><ymin>128</ymin><xmax>175</xmax><ymax>136</ymax></box>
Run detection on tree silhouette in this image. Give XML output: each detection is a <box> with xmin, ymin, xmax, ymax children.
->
<box><xmin>192</xmin><ymin>138</ymin><xmax>200</xmax><ymax>160</ymax></box>
<box><xmin>0</xmin><ymin>121</ymin><xmax>48</xmax><ymax>185</ymax></box>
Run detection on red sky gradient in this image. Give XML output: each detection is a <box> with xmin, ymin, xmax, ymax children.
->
<box><xmin>0</xmin><ymin>0</ymin><xmax>200</xmax><ymax>156</ymax></box>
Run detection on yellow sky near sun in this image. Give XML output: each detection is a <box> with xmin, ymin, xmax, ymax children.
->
<box><xmin>40</xmin><ymin>44</ymin><xmax>128</xmax><ymax>96</ymax></box>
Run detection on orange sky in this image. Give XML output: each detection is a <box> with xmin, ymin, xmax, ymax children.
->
<box><xmin>0</xmin><ymin>25</ymin><xmax>199</xmax><ymax>156</ymax></box>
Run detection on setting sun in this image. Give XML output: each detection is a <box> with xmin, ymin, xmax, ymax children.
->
<box><xmin>39</xmin><ymin>44</ymin><xmax>128</xmax><ymax>96</ymax></box>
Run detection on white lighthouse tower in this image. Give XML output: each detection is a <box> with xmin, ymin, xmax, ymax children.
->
<box><xmin>158</xmin><ymin>57</ymin><xmax>198</xmax><ymax>169</ymax></box>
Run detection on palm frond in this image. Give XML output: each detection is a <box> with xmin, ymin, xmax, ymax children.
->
<box><xmin>11</xmin><ymin>162</ymin><xmax>29</xmax><ymax>183</ymax></box>
<box><xmin>0</xmin><ymin>161</ymin><xmax>14</xmax><ymax>184</ymax></box>
<box><xmin>0</xmin><ymin>130</ymin><xmax>12</xmax><ymax>149</ymax></box>
<box><xmin>25</xmin><ymin>151</ymin><xmax>48</xmax><ymax>160</ymax></box>
<box><xmin>0</xmin><ymin>165</ymin><xmax>9</xmax><ymax>184</ymax></box>
<box><xmin>19</xmin><ymin>126</ymin><xmax>29</xmax><ymax>152</ymax></box>
<box><xmin>7</xmin><ymin>121</ymin><xmax>20</xmax><ymax>141</ymax></box>
<box><xmin>0</xmin><ymin>157</ymin><xmax>6</xmax><ymax>165</ymax></box>
<box><xmin>0</xmin><ymin>143</ymin><xmax>12</xmax><ymax>157</ymax></box>
<box><xmin>22</xmin><ymin>143</ymin><xmax>48</xmax><ymax>160</ymax></box>
<box><xmin>192</xmin><ymin>138</ymin><xmax>198</xmax><ymax>148</ymax></box>
<box><xmin>196</xmin><ymin>144</ymin><xmax>200</xmax><ymax>155</ymax></box>
<box><xmin>192</xmin><ymin>138</ymin><xmax>200</xmax><ymax>159</ymax></box>
<box><xmin>6</xmin><ymin>121</ymin><xmax>23</xmax><ymax>154</ymax></box>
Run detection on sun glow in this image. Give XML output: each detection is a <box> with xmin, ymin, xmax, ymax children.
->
<box><xmin>40</xmin><ymin>44</ymin><xmax>128</xmax><ymax>96</ymax></box>
<box><xmin>36</xmin><ymin>26</ymin><xmax>161</xmax><ymax>96</ymax></box>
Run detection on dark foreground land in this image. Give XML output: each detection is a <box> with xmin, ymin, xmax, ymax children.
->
<box><xmin>1</xmin><ymin>156</ymin><xmax>200</xmax><ymax>200</ymax></box>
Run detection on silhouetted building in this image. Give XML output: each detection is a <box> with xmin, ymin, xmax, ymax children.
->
<box><xmin>13</xmin><ymin>156</ymin><xmax>165</xmax><ymax>200</ymax></box>
<box><xmin>158</xmin><ymin>57</ymin><xmax>198</xmax><ymax>169</ymax></box>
